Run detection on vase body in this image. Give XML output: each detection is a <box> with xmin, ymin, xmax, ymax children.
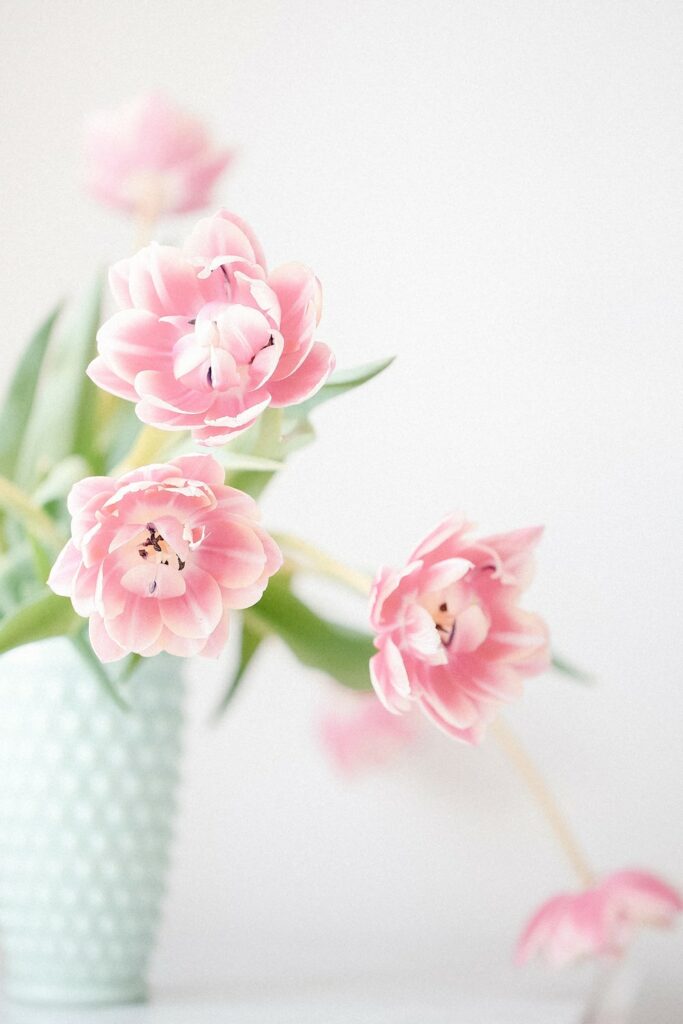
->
<box><xmin>0</xmin><ymin>638</ymin><xmax>184</xmax><ymax>1006</ymax></box>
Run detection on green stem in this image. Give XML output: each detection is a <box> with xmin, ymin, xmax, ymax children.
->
<box><xmin>0</xmin><ymin>475</ymin><xmax>66</xmax><ymax>552</ymax></box>
<box><xmin>274</xmin><ymin>533</ymin><xmax>374</xmax><ymax>596</ymax></box>
<box><xmin>111</xmin><ymin>424</ymin><xmax>182</xmax><ymax>476</ymax></box>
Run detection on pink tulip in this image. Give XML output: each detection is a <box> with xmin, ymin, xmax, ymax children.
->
<box><xmin>47</xmin><ymin>454</ymin><xmax>281</xmax><ymax>662</ymax></box>
<box><xmin>87</xmin><ymin>209</ymin><xmax>335</xmax><ymax>444</ymax></box>
<box><xmin>516</xmin><ymin>869</ymin><xmax>683</xmax><ymax>967</ymax></box>
<box><xmin>318</xmin><ymin>691</ymin><xmax>417</xmax><ymax>774</ymax></box>
<box><xmin>368</xmin><ymin>515</ymin><xmax>549</xmax><ymax>744</ymax></box>
<box><xmin>84</xmin><ymin>93</ymin><xmax>233</xmax><ymax>216</ymax></box>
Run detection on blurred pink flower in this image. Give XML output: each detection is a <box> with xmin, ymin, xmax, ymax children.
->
<box><xmin>84</xmin><ymin>93</ymin><xmax>233</xmax><ymax>216</ymax></box>
<box><xmin>368</xmin><ymin>515</ymin><xmax>549</xmax><ymax>744</ymax></box>
<box><xmin>87</xmin><ymin>209</ymin><xmax>335</xmax><ymax>444</ymax></box>
<box><xmin>516</xmin><ymin>869</ymin><xmax>683</xmax><ymax>968</ymax></box>
<box><xmin>318</xmin><ymin>691</ymin><xmax>417</xmax><ymax>774</ymax></box>
<box><xmin>48</xmin><ymin>454</ymin><xmax>281</xmax><ymax>662</ymax></box>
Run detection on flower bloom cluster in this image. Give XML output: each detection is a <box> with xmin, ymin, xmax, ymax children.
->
<box><xmin>84</xmin><ymin>93</ymin><xmax>233</xmax><ymax>216</ymax></box>
<box><xmin>516</xmin><ymin>869</ymin><xmax>683</xmax><ymax>967</ymax></box>
<box><xmin>369</xmin><ymin>515</ymin><xmax>549</xmax><ymax>744</ymax></box>
<box><xmin>87</xmin><ymin>209</ymin><xmax>334</xmax><ymax>444</ymax></box>
<box><xmin>48</xmin><ymin>455</ymin><xmax>281</xmax><ymax>662</ymax></box>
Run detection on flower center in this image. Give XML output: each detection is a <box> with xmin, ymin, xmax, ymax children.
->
<box><xmin>138</xmin><ymin>523</ymin><xmax>185</xmax><ymax>594</ymax></box>
<box><xmin>433</xmin><ymin>600</ymin><xmax>457</xmax><ymax>647</ymax></box>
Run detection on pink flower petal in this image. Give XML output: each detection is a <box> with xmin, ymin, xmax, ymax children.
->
<box><xmin>160</xmin><ymin>564</ymin><xmax>223</xmax><ymax>638</ymax></box>
<box><xmin>89</xmin><ymin>613</ymin><xmax>128</xmax><ymax>663</ymax></box>
<box><xmin>268</xmin><ymin>342</ymin><xmax>335</xmax><ymax>407</ymax></box>
<box><xmin>184</xmin><ymin>209</ymin><xmax>267</xmax><ymax>271</ymax></box>
<box><xmin>106</xmin><ymin>595</ymin><xmax>163</xmax><ymax>652</ymax></box>
<box><xmin>370</xmin><ymin>638</ymin><xmax>413</xmax><ymax>713</ymax></box>
<box><xmin>170</xmin><ymin>454</ymin><xmax>226</xmax><ymax>489</ymax></box>
<box><xmin>47</xmin><ymin>541</ymin><xmax>82</xmax><ymax>596</ymax></box>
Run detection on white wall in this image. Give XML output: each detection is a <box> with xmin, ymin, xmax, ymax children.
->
<box><xmin>1</xmin><ymin>0</ymin><xmax>681</xmax><ymax>1015</ymax></box>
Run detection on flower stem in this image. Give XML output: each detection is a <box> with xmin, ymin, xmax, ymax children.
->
<box><xmin>133</xmin><ymin>185</ymin><xmax>164</xmax><ymax>252</ymax></box>
<box><xmin>274</xmin><ymin>532</ymin><xmax>374</xmax><ymax>597</ymax></box>
<box><xmin>112</xmin><ymin>425</ymin><xmax>180</xmax><ymax>476</ymax></box>
<box><xmin>490</xmin><ymin>716</ymin><xmax>595</xmax><ymax>888</ymax></box>
<box><xmin>0</xmin><ymin>474</ymin><xmax>66</xmax><ymax>552</ymax></box>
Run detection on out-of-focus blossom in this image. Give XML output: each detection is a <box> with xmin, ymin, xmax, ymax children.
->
<box><xmin>87</xmin><ymin>209</ymin><xmax>335</xmax><ymax>445</ymax></box>
<box><xmin>48</xmin><ymin>454</ymin><xmax>281</xmax><ymax>662</ymax></box>
<box><xmin>318</xmin><ymin>691</ymin><xmax>418</xmax><ymax>774</ymax></box>
<box><xmin>368</xmin><ymin>515</ymin><xmax>549</xmax><ymax>744</ymax></box>
<box><xmin>84</xmin><ymin>93</ymin><xmax>233</xmax><ymax>216</ymax></box>
<box><xmin>516</xmin><ymin>869</ymin><xmax>683</xmax><ymax>968</ymax></box>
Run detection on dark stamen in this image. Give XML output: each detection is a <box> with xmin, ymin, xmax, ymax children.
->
<box><xmin>439</xmin><ymin>602</ymin><xmax>448</xmax><ymax>612</ymax></box>
<box><xmin>177</xmin><ymin>556</ymin><xmax>186</xmax><ymax>571</ymax></box>
<box><xmin>207</xmin><ymin>366</ymin><xmax>213</xmax><ymax>387</ymax></box>
<box><xmin>435</xmin><ymin>622</ymin><xmax>456</xmax><ymax>647</ymax></box>
<box><xmin>149</xmin><ymin>580</ymin><xmax>157</xmax><ymax>595</ymax></box>
<box><xmin>188</xmin><ymin>318</ymin><xmax>196</xmax><ymax>325</ymax></box>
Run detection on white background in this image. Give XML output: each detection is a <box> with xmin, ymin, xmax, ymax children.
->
<box><xmin>1</xmin><ymin>0</ymin><xmax>681</xmax><ymax>1018</ymax></box>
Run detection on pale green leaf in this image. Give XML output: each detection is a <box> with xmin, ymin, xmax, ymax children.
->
<box><xmin>288</xmin><ymin>356</ymin><xmax>394</xmax><ymax>419</ymax></box>
<box><xmin>247</xmin><ymin>572</ymin><xmax>374</xmax><ymax>692</ymax></box>
<box><xmin>551</xmin><ymin>653</ymin><xmax>595</xmax><ymax>685</ymax></box>
<box><xmin>17</xmin><ymin>275</ymin><xmax>104</xmax><ymax>488</ymax></box>
<box><xmin>213</xmin><ymin>617</ymin><xmax>264</xmax><ymax>718</ymax></box>
<box><xmin>0</xmin><ymin>304</ymin><xmax>62</xmax><ymax>480</ymax></box>
<box><xmin>0</xmin><ymin>589</ymin><xmax>80</xmax><ymax>656</ymax></box>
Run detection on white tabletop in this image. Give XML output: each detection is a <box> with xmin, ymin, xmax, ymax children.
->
<box><xmin>0</xmin><ymin>984</ymin><xmax>585</xmax><ymax>1024</ymax></box>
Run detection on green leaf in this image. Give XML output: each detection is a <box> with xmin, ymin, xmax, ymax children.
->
<box><xmin>212</xmin><ymin>451</ymin><xmax>285</xmax><ymax>474</ymax></box>
<box><xmin>227</xmin><ymin>408</ymin><xmax>284</xmax><ymax>499</ymax></box>
<box><xmin>0</xmin><ymin>589</ymin><xmax>80</xmax><ymax>656</ymax></box>
<box><xmin>213</xmin><ymin>617</ymin><xmax>264</xmax><ymax>718</ymax></box>
<box><xmin>0</xmin><ymin>304</ymin><xmax>62</xmax><ymax>480</ymax></box>
<box><xmin>17</xmin><ymin>275</ymin><xmax>104</xmax><ymax>488</ymax></box>
<box><xmin>247</xmin><ymin>572</ymin><xmax>374</xmax><ymax>692</ymax></box>
<box><xmin>551</xmin><ymin>653</ymin><xmax>595</xmax><ymax>685</ymax></box>
<box><xmin>288</xmin><ymin>356</ymin><xmax>395</xmax><ymax>420</ymax></box>
<box><xmin>0</xmin><ymin>545</ymin><xmax>40</xmax><ymax>613</ymax></box>
<box><xmin>32</xmin><ymin>455</ymin><xmax>91</xmax><ymax>508</ymax></box>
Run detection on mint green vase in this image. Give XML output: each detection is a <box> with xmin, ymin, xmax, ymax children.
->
<box><xmin>0</xmin><ymin>638</ymin><xmax>184</xmax><ymax>1006</ymax></box>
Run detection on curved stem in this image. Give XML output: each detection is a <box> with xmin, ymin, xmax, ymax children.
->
<box><xmin>275</xmin><ymin>532</ymin><xmax>374</xmax><ymax>597</ymax></box>
<box><xmin>0</xmin><ymin>474</ymin><xmax>66</xmax><ymax>552</ymax></box>
<box><xmin>490</xmin><ymin>716</ymin><xmax>595</xmax><ymax>888</ymax></box>
<box><xmin>111</xmin><ymin>424</ymin><xmax>181</xmax><ymax>476</ymax></box>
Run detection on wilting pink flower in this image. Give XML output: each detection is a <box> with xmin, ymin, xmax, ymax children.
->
<box><xmin>87</xmin><ymin>209</ymin><xmax>335</xmax><ymax>444</ymax></box>
<box><xmin>369</xmin><ymin>515</ymin><xmax>549</xmax><ymax>744</ymax></box>
<box><xmin>516</xmin><ymin>869</ymin><xmax>683</xmax><ymax>968</ymax></box>
<box><xmin>84</xmin><ymin>93</ymin><xmax>232</xmax><ymax>216</ymax></box>
<box><xmin>318</xmin><ymin>691</ymin><xmax>417</xmax><ymax>774</ymax></box>
<box><xmin>47</xmin><ymin>454</ymin><xmax>281</xmax><ymax>662</ymax></box>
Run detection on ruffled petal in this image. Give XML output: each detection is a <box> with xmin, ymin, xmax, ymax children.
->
<box><xmin>268</xmin><ymin>342</ymin><xmax>334</xmax><ymax>408</ymax></box>
<box><xmin>159</xmin><ymin>564</ymin><xmax>223</xmax><ymax>639</ymax></box>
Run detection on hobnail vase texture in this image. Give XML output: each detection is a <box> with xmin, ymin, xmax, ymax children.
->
<box><xmin>0</xmin><ymin>638</ymin><xmax>184</xmax><ymax>1006</ymax></box>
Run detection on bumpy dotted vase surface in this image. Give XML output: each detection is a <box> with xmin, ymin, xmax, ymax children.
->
<box><xmin>0</xmin><ymin>638</ymin><xmax>184</xmax><ymax>1006</ymax></box>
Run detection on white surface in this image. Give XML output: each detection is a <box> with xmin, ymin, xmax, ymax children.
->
<box><xmin>0</xmin><ymin>986</ymin><xmax>585</xmax><ymax>1024</ymax></box>
<box><xmin>0</xmin><ymin>0</ymin><xmax>681</xmax><ymax>1019</ymax></box>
